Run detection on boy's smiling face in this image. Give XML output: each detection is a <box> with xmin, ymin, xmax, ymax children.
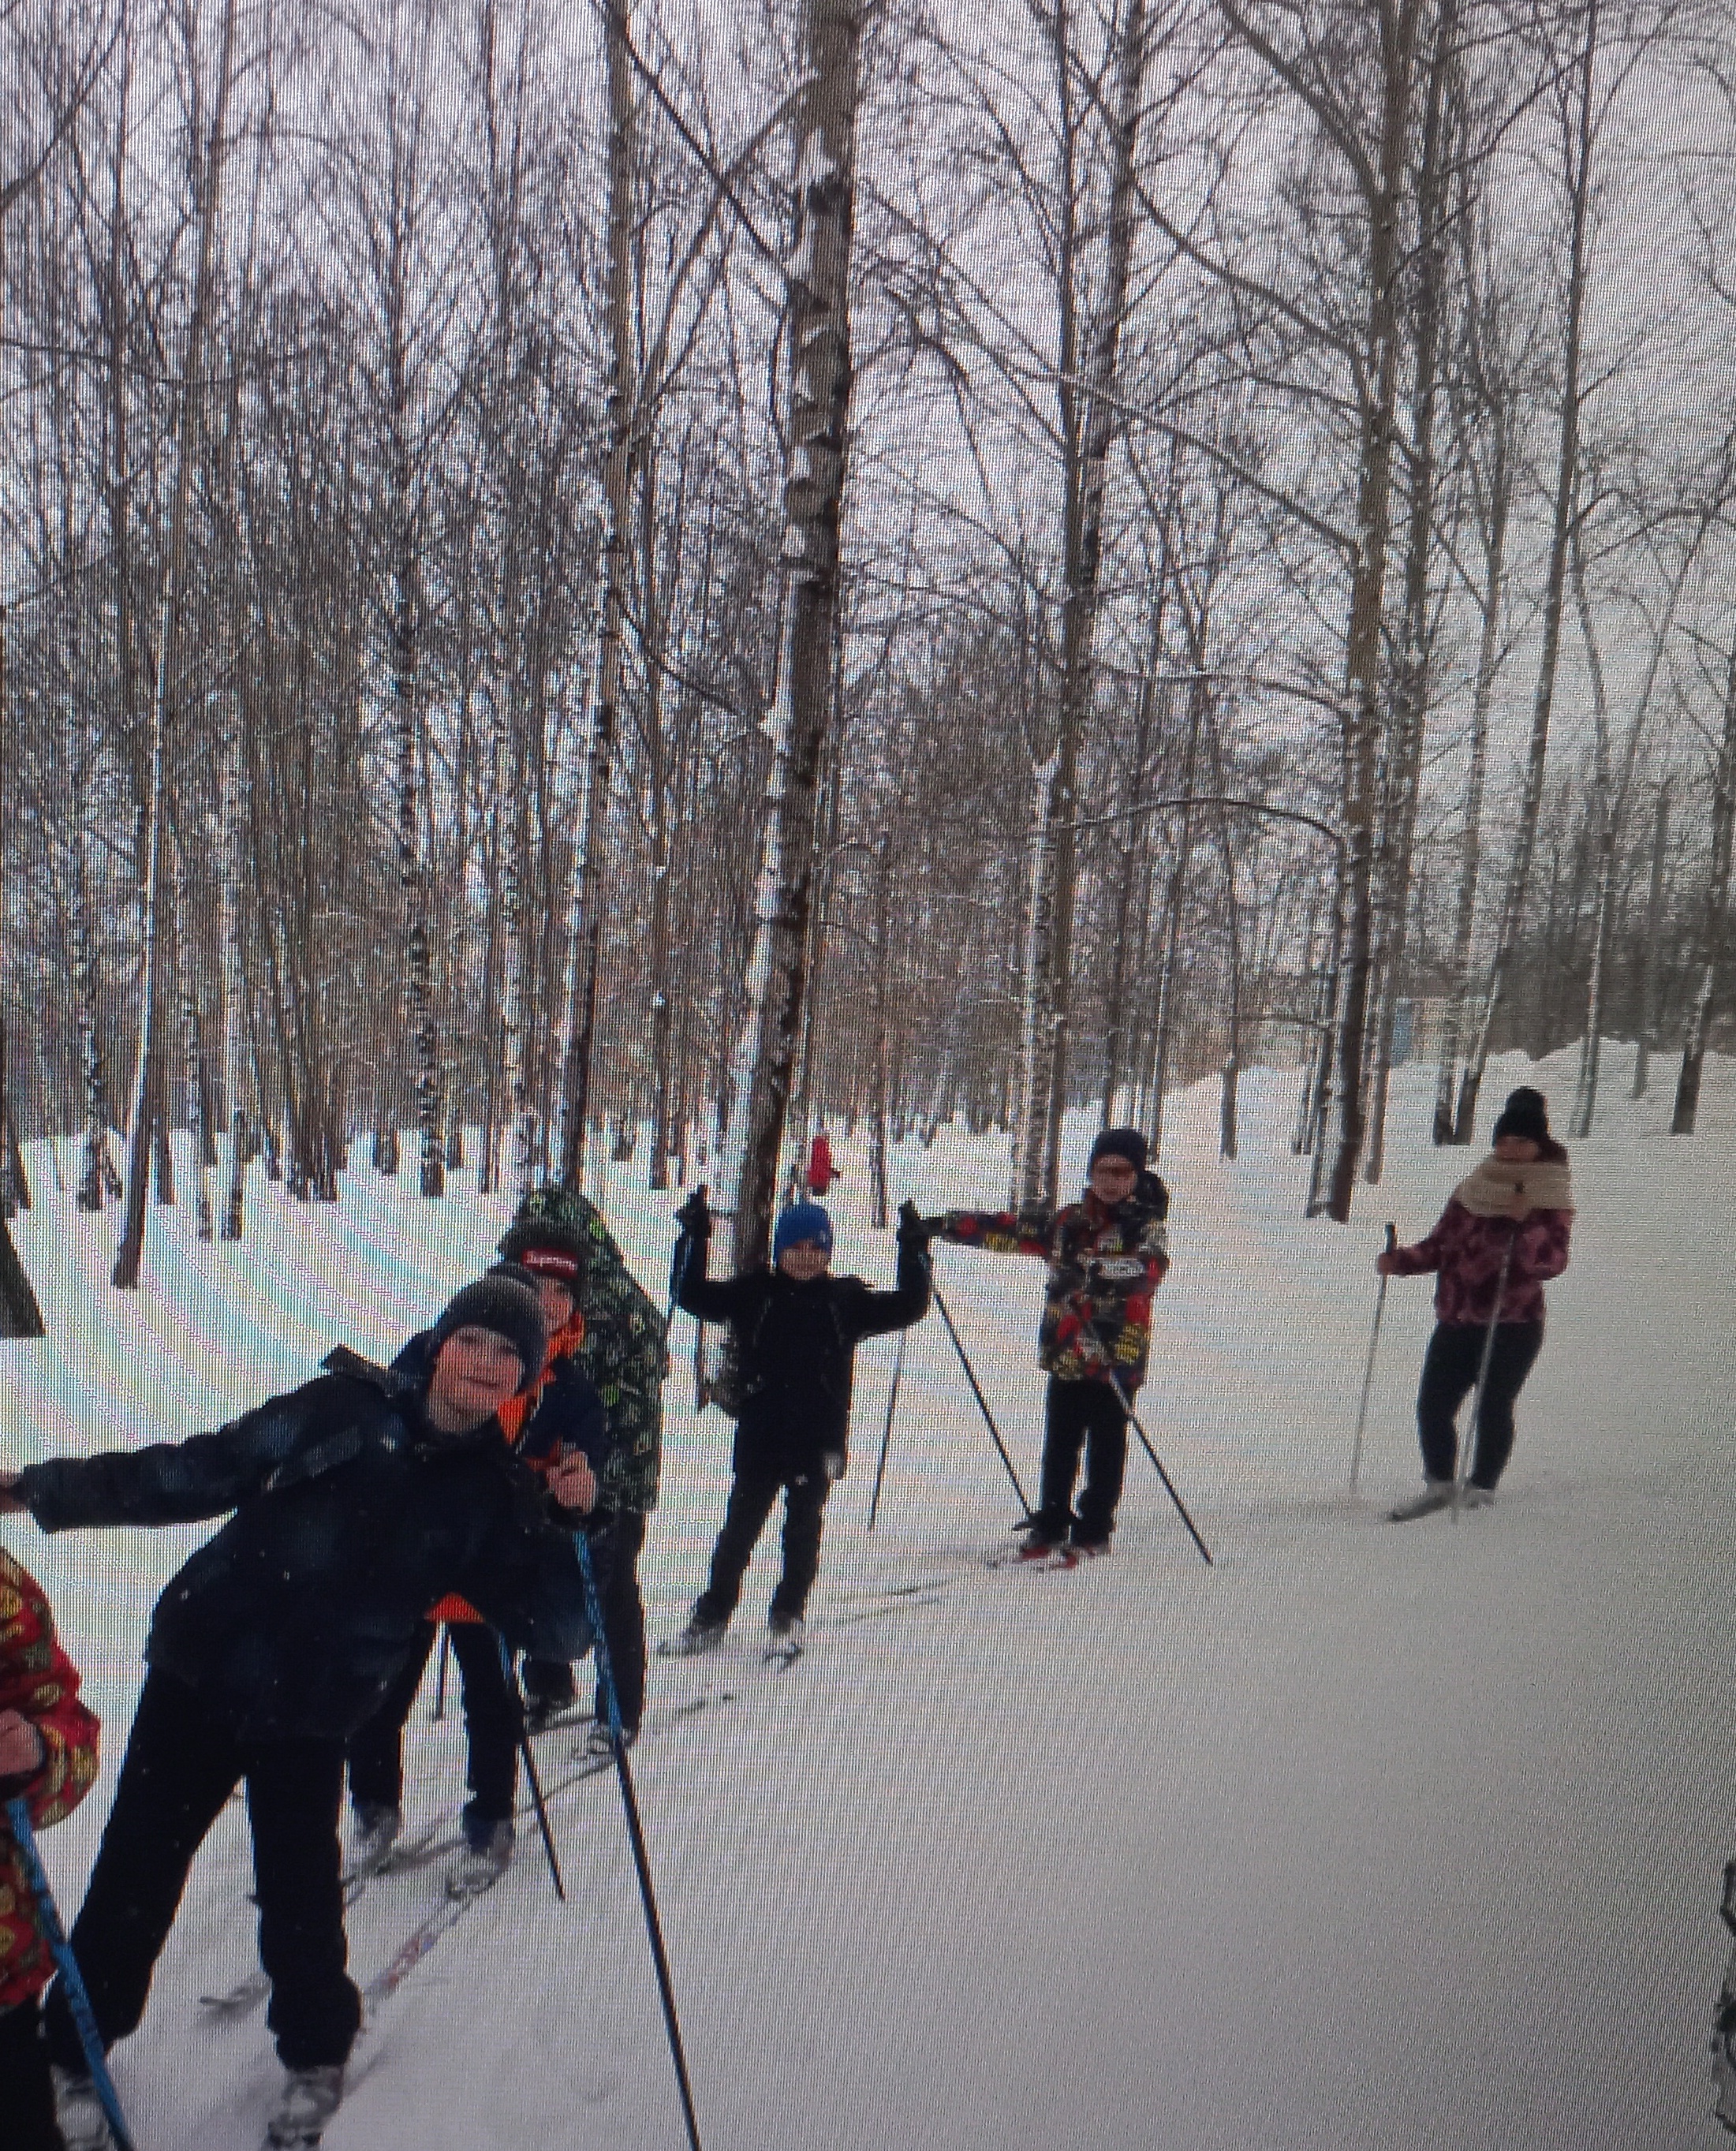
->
<box><xmin>778</xmin><ymin>1241</ymin><xmax>831</xmax><ymax>1282</ymax></box>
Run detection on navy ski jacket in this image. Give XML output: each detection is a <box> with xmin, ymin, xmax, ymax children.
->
<box><xmin>13</xmin><ymin>1350</ymin><xmax>595</xmax><ymax>1742</ymax></box>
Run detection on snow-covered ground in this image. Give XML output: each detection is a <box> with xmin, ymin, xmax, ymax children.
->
<box><xmin>4</xmin><ymin>1045</ymin><xmax>1734</xmax><ymax>2150</ymax></box>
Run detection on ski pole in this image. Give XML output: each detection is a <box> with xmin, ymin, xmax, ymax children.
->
<box><xmin>930</xmin><ymin>1280</ymin><xmax>1033</xmax><ymax>1519</ymax></box>
<box><xmin>1453</xmin><ymin>1219</ymin><xmax>1518</xmax><ymax>1522</ymax></box>
<box><xmin>866</xmin><ymin>1328</ymin><xmax>907</xmax><ymax>1533</ymax></box>
<box><xmin>5</xmin><ymin>1797</ymin><xmax>137</xmax><ymax>2151</ymax></box>
<box><xmin>573</xmin><ymin>1531</ymin><xmax>704</xmax><ymax>2151</ymax></box>
<box><xmin>431</xmin><ymin>1625</ymin><xmax>451</xmax><ymax>1721</ymax></box>
<box><xmin>1349</xmin><ymin>1223</ymin><xmax>1398</xmax><ymax>1495</ymax></box>
<box><xmin>495</xmin><ymin>1640</ymin><xmax>566</xmax><ymax>1902</ymax></box>
<box><xmin>1082</xmin><ymin>1324</ymin><xmax>1213</xmax><ymax>1567</ymax></box>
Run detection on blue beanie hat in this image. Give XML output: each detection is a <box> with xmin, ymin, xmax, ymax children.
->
<box><xmin>773</xmin><ymin>1201</ymin><xmax>833</xmax><ymax>1261</ymax></box>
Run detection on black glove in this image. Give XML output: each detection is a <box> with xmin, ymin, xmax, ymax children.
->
<box><xmin>675</xmin><ymin>1185</ymin><xmax>711</xmax><ymax>1238</ymax></box>
<box><xmin>896</xmin><ymin>1199</ymin><xmax>931</xmax><ymax>1249</ymax></box>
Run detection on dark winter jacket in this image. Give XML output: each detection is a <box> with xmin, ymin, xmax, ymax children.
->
<box><xmin>0</xmin><ymin>1548</ymin><xmax>101</xmax><ymax>2011</ymax></box>
<box><xmin>672</xmin><ymin>1232</ymin><xmax>931</xmax><ymax>1481</ymax></box>
<box><xmin>1387</xmin><ymin>1200</ymin><xmax>1572</xmax><ymax>1328</ymax></box>
<box><xmin>12</xmin><ymin>1351</ymin><xmax>595</xmax><ymax>1742</ymax></box>
<box><xmin>508</xmin><ymin>1188</ymin><xmax>670</xmax><ymax>1514</ymax></box>
<box><xmin>932</xmin><ymin>1171</ymin><xmax>1170</xmax><ymax>1390</ymax></box>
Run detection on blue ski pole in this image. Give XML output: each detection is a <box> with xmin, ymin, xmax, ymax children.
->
<box><xmin>573</xmin><ymin>1533</ymin><xmax>704</xmax><ymax>2151</ymax></box>
<box><xmin>5</xmin><ymin>1796</ymin><xmax>136</xmax><ymax>2151</ymax></box>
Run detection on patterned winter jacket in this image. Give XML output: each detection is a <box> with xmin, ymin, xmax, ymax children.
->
<box><xmin>509</xmin><ymin>1189</ymin><xmax>670</xmax><ymax>1514</ymax></box>
<box><xmin>934</xmin><ymin>1173</ymin><xmax>1170</xmax><ymax>1390</ymax></box>
<box><xmin>1</xmin><ymin>1548</ymin><xmax>100</xmax><ymax>2012</ymax></box>
<box><xmin>1387</xmin><ymin>1200</ymin><xmax>1571</xmax><ymax>1328</ymax></box>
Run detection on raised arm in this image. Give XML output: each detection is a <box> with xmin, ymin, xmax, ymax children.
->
<box><xmin>925</xmin><ymin>1203</ymin><xmax>1055</xmax><ymax>1260</ymax></box>
<box><xmin>848</xmin><ymin>1211</ymin><xmax>935</xmax><ymax>1341</ymax></box>
<box><xmin>11</xmin><ymin>1379</ymin><xmax>334</xmax><ymax>1534</ymax></box>
<box><xmin>670</xmin><ymin>1189</ymin><xmax>760</xmax><ymax>1324</ymax></box>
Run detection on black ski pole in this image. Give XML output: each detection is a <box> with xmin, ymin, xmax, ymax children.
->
<box><xmin>1349</xmin><ymin>1223</ymin><xmax>1398</xmax><ymax>1495</ymax></box>
<box><xmin>866</xmin><ymin>1328</ymin><xmax>907</xmax><ymax>1532</ymax></box>
<box><xmin>1453</xmin><ymin>1219</ymin><xmax>1518</xmax><ymax>1522</ymax></box>
<box><xmin>931</xmin><ymin>1279</ymin><xmax>1032</xmax><ymax>1518</ymax></box>
<box><xmin>1085</xmin><ymin>1328</ymin><xmax>1213</xmax><ymax>1568</ymax></box>
<box><xmin>6</xmin><ymin>1797</ymin><xmax>137</xmax><ymax>2151</ymax></box>
<box><xmin>431</xmin><ymin>1625</ymin><xmax>451</xmax><ymax>1721</ymax></box>
<box><xmin>495</xmin><ymin>1638</ymin><xmax>566</xmax><ymax>1901</ymax></box>
<box><xmin>574</xmin><ymin>1530</ymin><xmax>704</xmax><ymax>2151</ymax></box>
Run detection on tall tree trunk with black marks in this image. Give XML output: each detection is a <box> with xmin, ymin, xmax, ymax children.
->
<box><xmin>714</xmin><ymin>0</ymin><xmax>864</xmax><ymax>1275</ymax></box>
<box><xmin>115</xmin><ymin>0</ymin><xmax>240</xmax><ymax>1287</ymax></box>
<box><xmin>1673</xmin><ymin>631</ymin><xmax>1736</xmax><ymax>1136</ymax></box>
<box><xmin>1631</xmin><ymin>779</ymin><xmax>1669</xmax><ymax>1100</ymax></box>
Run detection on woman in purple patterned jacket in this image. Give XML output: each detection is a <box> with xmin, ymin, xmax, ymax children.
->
<box><xmin>1379</xmin><ymin>1087</ymin><xmax>1574</xmax><ymax>1518</ymax></box>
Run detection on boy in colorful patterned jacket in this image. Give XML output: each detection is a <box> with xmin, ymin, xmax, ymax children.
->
<box><xmin>0</xmin><ymin>1544</ymin><xmax>100</xmax><ymax>2151</ymax></box>
<box><xmin>926</xmin><ymin>1127</ymin><xmax>1170</xmax><ymax>1555</ymax></box>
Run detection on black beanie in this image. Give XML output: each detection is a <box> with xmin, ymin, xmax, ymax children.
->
<box><xmin>1088</xmin><ymin>1126</ymin><xmax>1149</xmax><ymax>1174</ymax></box>
<box><xmin>429</xmin><ymin>1275</ymin><xmax>548</xmax><ymax>1394</ymax></box>
<box><xmin>497</xmin><ymin>1218</ymin><xmax>588</xmax><ymax>1290</ymax></box>
<box><xmin>1491</xmin><ymin>1086</ymin><xmax>1550</xmax><ymax>1146</ymax></box>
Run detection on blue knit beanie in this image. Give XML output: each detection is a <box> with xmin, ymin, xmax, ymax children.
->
<box><xmin>773</xmin><ymin>1201</ymin><xmax>833</xmax><ymax>1261</ymax></box>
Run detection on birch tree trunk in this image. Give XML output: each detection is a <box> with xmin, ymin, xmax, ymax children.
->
<box><xmin>1454</xmin><ymin>0</ymin><xmax>1598</xmax><ymax>1145</ymax></box>
<box><xmin>1631</xmin><ymin>779</ymin><xmax>1669</xmax><ymax>1100</ymax></box>
<box><xmin>171</xmin><ymin>827</ymin><xmax>215</xmax><ymax>1240</ymax></box>
<box><xmin>713</xmin><ymin>0</ymin><xmax>864</xmax><ymax>1275</ymax></box>
<box><xmin>1010</xmin><ymin>751</ymin><xmax>1059</xmax><ymax>1204</ymax></box>
<box><xmin>558</xmin><ymin>0</ymin><xmax>637</xmax><ymax>1193</ymax></box>
<box><xmin>216</xmin><ymin>723</ymin><xmax>248</xmax><ymax>1238</ymax></box>
<box><xmin>114</xmin><ymin>0</ymin><xmax>239</xmax><ymax>1287</ymax></box>
<box><xmin>1671</xmin><ymin>631</ymin><xmax>1736</xmax><ymax>1136</ymax></box>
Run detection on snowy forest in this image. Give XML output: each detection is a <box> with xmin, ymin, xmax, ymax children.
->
<box><xmin>4</xmin><ymin>0</ymin><xmax>1736</xmax><ymax>1328</ymax></box>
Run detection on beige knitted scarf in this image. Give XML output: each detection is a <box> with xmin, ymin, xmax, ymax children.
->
<box><xmin>1453</xmin><ymin>1152</ymin><xmax>1575</xmax><ymax>1218</ymax></box>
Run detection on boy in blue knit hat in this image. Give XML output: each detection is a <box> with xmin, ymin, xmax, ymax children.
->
<box><xmin>663</xmin><ymin>1191</ymin><xmax>932</xmax><ymax>1656</ymax></box>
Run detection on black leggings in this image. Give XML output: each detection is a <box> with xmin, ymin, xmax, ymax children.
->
<box><xmin>347</xmin><ymin>1620</ymin><xmax>520</xmax><ymax>1828</ymax></box>
<box><xmin>1036</xmin><ymin>1377</ymin><xmax>1129</xmax><ymax>1543</ymax></box>
<box><xmin>43</xmin><ymin>1669</ymin><xmax>360</xmax><ymax>2073</ymax></box>
<box><xmin>1417</xmin><ymin>1320</ymin><xmax>1544</xmax><ymax>1489</ymax></box>
<box><xmin>0</xmin><ymin>1994</ymin><xmax>64</xmax><ymax>2150</ymax></box>
<box><xmin>694</xmin><ymin>1470</ymin><xmax>831</xmax><ymax>1624</ymax></box>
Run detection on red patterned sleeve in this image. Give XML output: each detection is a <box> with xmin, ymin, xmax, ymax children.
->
<box><xmin>932</xmin><ymin>1208</ymin><xmax>1055</xmax><ymax>1260</ymax></box>
<box><xmin>1387</xmin><ymin>1203</ymin><xmax>1452</xmax><ymax>1277</ymax></box>
<box><xmin>1514</xmin><ymin>1207</ymin><xmax>1571</xmax><ymax>1286</ymax></box>
<box><xmin>0</xmin><ymin>1551</ymin><xmax>101</xmax><ymax>1829</ymax></box>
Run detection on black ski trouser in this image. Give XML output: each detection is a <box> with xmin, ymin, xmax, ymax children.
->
<box><xmin>1417</xmin><ymin>1319</ymin><xmax>1544</xmax><ymax>1489</ymax></box>
<box><xmin>0</xmin><ymin>1995</ymin><xmax>65</xmax><ymax>2151</ymax></box>
<box><xmin>694</xmin><ymin>1469</ymin><xmax>831</xmax><ymax>1625</ymax></box>
<box><xmin>347</xmin><ymin>1619</ymin><xmax>519</xmax><ymax>1829</ymax></box>
<box><xmin>521</xmin><ymin>1507</ymin><xmax>649</xmax><ymax>1734</ymax></box>
<box><xmin>1036</xmin><ymin>1376</ymin><xmax>1129</xmax><ymax>1544</ymax></box>
<box><xmin>43</xmin><ymin>1668</ymin><xmax>360</xmax><ymax>2074</ymax></box>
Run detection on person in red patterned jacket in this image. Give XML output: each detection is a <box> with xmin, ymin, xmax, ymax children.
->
<box><xmin>926</xmin><ymin>1127</ymin><xmax>1170</xmax><ymax>1555</ymax></box>
<box><xmin>0</xmin><ymin>1544</ymin><xmax>100</xmax><ymax>2151</ymax></box>
<box><xmin>1379</xmin><ymin>1086</ymin><xmax>1574</xmax><ymax>1515</ymax></box>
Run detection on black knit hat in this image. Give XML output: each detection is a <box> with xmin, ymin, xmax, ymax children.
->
<box><xmin>429</xmin><ymin>1275</ymin><xmax>547</xmax><ymax>1394</ymax></box>
<box><xmin>1088</xmin><ymin>1126</ymin><xmax>1149</xmax><ymax>1174</ymax></box>
<box><xmin>497</xmin><ymin>1219</ymin><xmax>587</xmax><ymax>1292</ymax></box>
<box><xmin>1491</xmin><ymin>1086</ymin><xmax>1550</xmax><ymax>1146</ymax></box>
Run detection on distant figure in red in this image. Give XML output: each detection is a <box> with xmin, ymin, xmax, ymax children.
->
<box><xmin>806</xmin><ymin>1127</ymin><xmax>837</xmax><ymax>1197</ymax></box>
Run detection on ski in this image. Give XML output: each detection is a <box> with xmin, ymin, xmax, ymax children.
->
<box><xmin>360</xmin><ymin>1859</ymin><xmax>510</xmax><ymax>2021</ymax></box>
<box><xmin>984</xmin><ymin>1541</ymin><xmax>1077</xmax><ymax>1570</ymax></box>
<box><xmin>760</xmin><ymin>1640</ymin><xmax>805</xmax><ymax>1670</ymax></box>
<box><xmin>831</xmin><ymin>1593</ymin><xmax>946</xmax><ymax>1627</ymax></box>
<box><xmin>1387</xmin><ymin>1486</ymin><xmax>1455</xmax><ymax>1523</ymax></box>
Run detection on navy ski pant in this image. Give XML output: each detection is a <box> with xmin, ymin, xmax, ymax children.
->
<box><xmin>0</xmin><ymin>1995</ymin><xmax>63</xmax><ymax>2151</ymax></box>
<box><xmin>1417</xmin><ymin>1319</ymin><xmax>1544</xmax><ymax>1489</ymax></box>
<box><xmin>347</xmin><ymin>1618</ymin><xmax>519</xmax><ymax>1829</ymax></box>
<box><xmin>43</xmin><ymin>1669</ymin><xmax>361</xmax><ymax>2073</ymax></box>
<box><xmin>694</xmin><ymin>1469</ymin><xmax>831</xmax><ymax>1624</ymax></box>
<box><xmin>1036</xmin><ymin>1376</ymin><xmax>1129</xmax><ymax>1544</ymax></box>
<box><xmin>521</xmin><ymin>1507</ymin><xmax>648</xmax><ymax>1734</ymax></box>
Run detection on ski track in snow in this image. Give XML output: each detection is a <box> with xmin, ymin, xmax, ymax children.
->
<box><xmin>3</xmin><ymin>1047</ymin><xmax>1734</xmax><ymax>2149</ymax></box>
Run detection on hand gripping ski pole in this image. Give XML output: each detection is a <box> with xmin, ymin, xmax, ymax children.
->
<box><xmin>1349</xmin><ymin>1223</ymin><xmax>1398</xmax><ymax>1495</ymax></box>
<box><xmin>574</xmin><ymin>1532</ymin><xmax>704</xmax><ymax>2151</ymax></box>
<box><xmin>866</xmin><ymin>1328</ymin><xmax>907</xmax><ymax>1533</ymax></box>
<box><xmin>5</xmin><ymin>1796</ymin><xmax>138</xmax><ymax>2151</ymax></box>
<box><xmin>1085</xmin><ymin>1328</ymin><xmax>1214</xmax><ymax>1568</ymax></box>
<box><xmin>930</xmin><ymin>1280</ymin><xmax>1033</xmax><ymax>1520</ymax></box>
<box><xmin>1452</xmin><ymin>1219</ymin><xmax>1518</xmax><ymax>1522</ymax></box>
<box><xmin>495</xmin><ymin>1638</ymin><xmax>566</xmax><ymax>1900</ymax></box>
